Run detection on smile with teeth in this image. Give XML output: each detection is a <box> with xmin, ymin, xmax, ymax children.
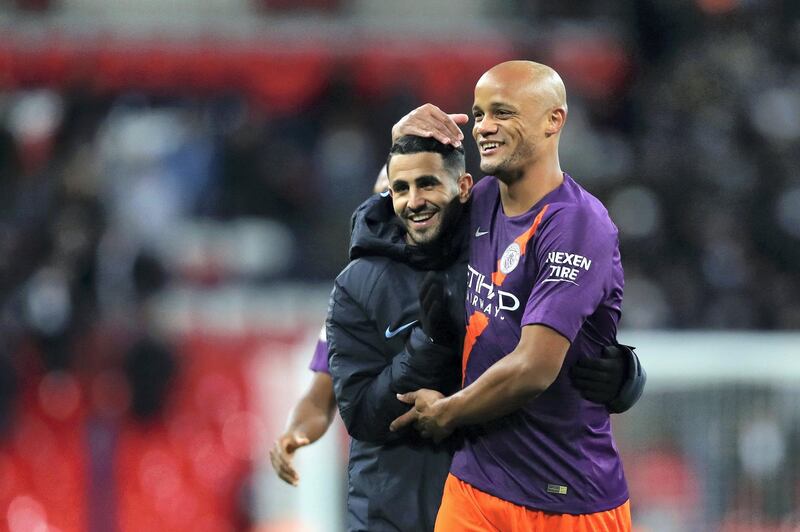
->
<box><xmin>407</xmin><ymin>211</ymin><xmax>437</xmax><ymax>228</ymax></box>
<box><xmin>481</xmin><ymin>141</ymin><xmax>502</xmax><ymax>154</ymax></box>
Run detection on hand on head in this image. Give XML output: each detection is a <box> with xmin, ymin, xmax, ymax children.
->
<box><xmin>392</xmin><ymin>103</ymin><xmax>468</xmax><ymax>147</ymax></box>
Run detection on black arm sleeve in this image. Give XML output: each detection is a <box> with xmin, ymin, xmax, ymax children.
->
<box><xmin>327</xmin><ymin>277</ymin><xmax>458</xmax><ymax>444</ymax></box>
<box><xmin>606</xmin><ymin>345</ymin><xmax>647</xmax><ymax>414</ymax></box>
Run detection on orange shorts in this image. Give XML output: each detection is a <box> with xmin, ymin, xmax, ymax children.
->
<box><xmin>434</xmin><ymin>474</ymin><xmax>631</xmax><ymax>532</ymax></box>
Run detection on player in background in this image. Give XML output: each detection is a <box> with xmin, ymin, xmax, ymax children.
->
<box><xmin>391</xmin><ymin>61</ymin><xmax>636</xmax><ymax>530</ymax></box>
<box><xmin>269</xmin><ymin>326</ymin><xmax>336</xmax><ymax>486</ymax></box>
<box><xmin>269</xmin><ymin>167</ymin><xmax>390</xmax><ymax>486</ymax></box>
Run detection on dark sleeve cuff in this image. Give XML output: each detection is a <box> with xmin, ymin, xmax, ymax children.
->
<box><xmin>607</xmin><ymin>345</ymin><xmax>646</xmax><ymax>414</ymax></box>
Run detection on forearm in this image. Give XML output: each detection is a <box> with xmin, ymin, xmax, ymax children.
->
<box><xmin>284</xmin><ymin>374</ymin><xmax>336</xmax><ymax>444</ymax></box>
<box><xmin>332</xmin><ymin>329</ymin><xmax>458</xmax><ymax>442</ymax></box>
<box><xmin>440</xmin><ymin>351</ymin><xmax>551</xmax><ymax>428</ymax></box>
<box><xmin>340</xmin><ymin>351</ymin><xmax>455</xmax><ymax>442</ymax></box>
<box><xmin>440</xmin><ymin>325</ymin><xmax>568</xmax><ymax>430</ymax></box>
<box><xmin>337</xmin><ymin>368</ymin><xmax>413</xmax><ymax>442</ymax></box>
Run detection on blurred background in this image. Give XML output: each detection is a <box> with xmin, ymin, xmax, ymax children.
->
<box><xmin>0</xmin><ymin>0</ymin><xmax>799</xmax><ymax>531</ymax></box>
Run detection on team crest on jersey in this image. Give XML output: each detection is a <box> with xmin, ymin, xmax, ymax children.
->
<box><xmin>500</xmin><ymin>242</ymin><xmax>521</xmax><ymax>275</ymax></box>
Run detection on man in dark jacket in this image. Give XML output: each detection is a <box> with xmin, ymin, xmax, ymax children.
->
<box><xmin>327</xmin><ymin>135</ymin><xmax>644</xmax><ymax>532</ymax></box>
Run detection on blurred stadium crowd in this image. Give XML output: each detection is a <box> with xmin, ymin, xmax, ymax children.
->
<box><xmin>0</xmin><ymin>0</ymin><xmax>799</xmax><ymax>530</ymax></box>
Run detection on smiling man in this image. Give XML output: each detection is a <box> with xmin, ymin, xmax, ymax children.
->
<box><xmin>391</xmin><ymin>61</ymin><xmax>635</xmax><ymax>531</ymax></box>
<box><xmin>327</xmin><ymin>135</ymin><xmax>472</xmax><ymax>532</ymax></box>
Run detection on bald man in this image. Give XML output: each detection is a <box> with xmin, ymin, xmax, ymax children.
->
<box><xmin>390</xmin><ymin>61</ymin><xmax>633</xmax><ymax>530</ymax></box>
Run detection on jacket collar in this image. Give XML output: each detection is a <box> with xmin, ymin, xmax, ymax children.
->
<box><xmin>348</xmin><ymin>193</ymin><xmax>469</xmax><ymax>271</ymax></box>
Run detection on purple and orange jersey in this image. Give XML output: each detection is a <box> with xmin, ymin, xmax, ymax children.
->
<box><xmin>436</xmin><ymin>474</ymin><xmax>631</xmax><ymax>531</ymax></box>
<box><xmin>308</xmin><ymin>326</ymin><xmax>330</xmax><ymax>374</ymax></box>
<box><xmin>451</xmin><ymin>174</ymin><xmax>628</xmax><ymax>515</ymax></box>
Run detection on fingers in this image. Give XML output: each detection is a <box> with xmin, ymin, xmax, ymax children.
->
<box><xmin>579</xmin><ymin>389</ymin><xmax>611</xmax><ymax>404</ymax></box>
<box><xmin>420</xmin><ymin>272</ymin><xmax>445</xmax><ymax>299</ymax></box>
<box><xmin>396</xmin><ymin>391</ymin><xmax>417</xmax><ymax>404</ymax></box>
<box><xmin>423</xmin><ymin>299</ymin><xmax>443</xmax><ymax>326</ymax></box>
<box><xmin>572</xmin><ymin>377</ymin><xmax>612</xmax><ymax>393</ymax></box>
<box><xmin>571</xmin><ymin>364</ymin><xmax>612</xmax><ymax>382</ymax></box>
<box><xmin>574</xmin><ymin>356</ymin><xmax>620</xmax><ymax>373</ymax></box>
<box><xmin>390</xmin><ymin>408</ymin><xmax>418</xmax><ymax>432</ymax></box>
<box><xmin>393</xmin><ymin>104</ymin><xmax>466</xmax><ymax>147</ymax></box>
<box><xmin>422</xmin><ymin>284</ymin><xmax>444</xmax><ymax>313</ymax></box>
<box><xmin>269</xmin><ymin>432</ymin><xmax>310</xmax><ymax>486</ymax></box>
<box><xmin>419</xmin><ymin>271</ymin><xmax>439</xmax><ymax>306</ymax></box>
<box><xmin>269</xmin><ymin>441</ymin><xmax>300</xmax><ymax>486</ymax></box>
<box><xmin>447</xmin><ymin>113</ymin><xmax>470</xmax><ymax>126</ymax></box>
<box><xmin>601</xmin><ymin>345</ymin><xmax>625</xmax><ymax>359</ymax></box>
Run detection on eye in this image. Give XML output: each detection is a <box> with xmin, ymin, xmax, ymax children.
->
<box><xmin>495</xmin><ymin>109</ymin><xmax>511</xmax><ymax>118</ymax></box>
<box><xmin>417</xmin><ymin>178</ymin><xmax>438</xmax><ymax>190</ymax></box>
<box><xmin>473</xmin><ymin>111</ymin><xmax>483</xmax><ymax>122</ymax></box>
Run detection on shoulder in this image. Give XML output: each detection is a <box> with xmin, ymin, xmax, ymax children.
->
<box><xmin>334</xmin><ymin>257</ymin><xmax>391</xmax><ymax>304</ymax></box>
<box><xmin>470</xmin><ymin>175</ymin><xmax>497</xmax><ymax>201</ymax></box>
<box><xmin>541</xmin><ymin>185</ymin><xmax>617</xmax><ymax>239</ymax></box>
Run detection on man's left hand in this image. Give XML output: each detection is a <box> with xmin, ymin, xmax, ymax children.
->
<box><xmin>419</xmin><ymin>271</ymin><xmax>458</xmax><ymax>345</ymax></box>
<box><xmin>390</xmin><ymin>389</ymin><xmax>453</xmax><ymax>443</ymax></box>
<box><xmin>570</xmin><ymin>345</ymin><xmax>627</xmax><ymax>404</ymax></box>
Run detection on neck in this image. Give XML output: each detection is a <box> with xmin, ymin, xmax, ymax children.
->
<box><xmin>498</xmin><ymin>153</ymin><xmax>563</xmax><ymax>217</ymax></box>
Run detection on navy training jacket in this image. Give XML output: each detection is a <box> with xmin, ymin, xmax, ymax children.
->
<box><xmin>327</xmin><ymin>193</ymin><xmax>467</xmax><ymax>532</ymax></box>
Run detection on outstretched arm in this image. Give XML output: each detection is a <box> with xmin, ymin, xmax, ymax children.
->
<box><xmin>270</xmin><ymin>371</ymin><xmax>336</xmax><ymax>486</ymax></box>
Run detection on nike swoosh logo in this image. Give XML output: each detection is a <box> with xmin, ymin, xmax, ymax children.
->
<box><xmin>385</xmin><ymin>320</ymin><xmax>419</xmax><ymax>339</ymax></box>
<box><xmin>475</xmin><ymin>228</ymin><xmax>489</xmax><ymax>237</ymax></box>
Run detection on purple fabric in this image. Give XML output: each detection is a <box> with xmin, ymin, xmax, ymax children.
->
<box><xmin>451</xmin><ymin>174</ymin><xmax>628</xmax><ymax>515</ymax></box>
<box><xmin>308</xmin><ymin>327</ymin><xmax>330</xmax><ymax>374</ymax></box>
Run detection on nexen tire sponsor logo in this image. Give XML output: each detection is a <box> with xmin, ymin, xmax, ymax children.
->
<box><xmin>543</xmin><ymin>251</ymin><xmax>592</xmax><ymax>285</ymax></box>
<box><xmin>466</xmin><ymin>265</ymin><xmax>520</xmax><ymax>319</ymax></box>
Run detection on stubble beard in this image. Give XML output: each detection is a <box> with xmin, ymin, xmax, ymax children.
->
<box><xmin>482</xmin><ymin>141</ymin><xmax>535</xmax><ymax>186</ymax></box>
<box><xmin>407</xmin><ymin>195</ymin><xmax>465</xmax><ymax>252</ymax></box>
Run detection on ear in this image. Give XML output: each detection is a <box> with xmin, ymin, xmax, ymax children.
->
<box><xmin>457</xmin><ymin>173</ymin><xmax>473</xmax><ymax>203</ymax></box>
<box><xmin>545</xmin><ymin>107</ymin><xmax>567</xmax><ymax>137</ymax></box>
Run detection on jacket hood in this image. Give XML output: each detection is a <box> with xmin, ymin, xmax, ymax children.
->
<box><xmin>348</xmin><ymin>192</ymin><xmax>469</xmax><ymax>271</ymax></box>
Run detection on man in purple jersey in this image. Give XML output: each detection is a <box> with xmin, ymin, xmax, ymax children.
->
<box><xmin>390</xmin><ymin>61</ymin><xmax>633</xmax><ymax>530</ymax></box>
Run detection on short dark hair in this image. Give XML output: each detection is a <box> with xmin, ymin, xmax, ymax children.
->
<box><xmin>386</xmin><ymin>135</ymin><xmax>465</xmax><ymax>179</ymax></box>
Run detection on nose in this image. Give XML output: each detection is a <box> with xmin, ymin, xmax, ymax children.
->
<box><xmin>407</xmin><ymin>188</ymin><xmax>426</xmax><ymax>211</ymax></box>
<box><xmin>475</xmin><ymin>116</ymin><xmax>498</xmax><ymax>138</ymax></box>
